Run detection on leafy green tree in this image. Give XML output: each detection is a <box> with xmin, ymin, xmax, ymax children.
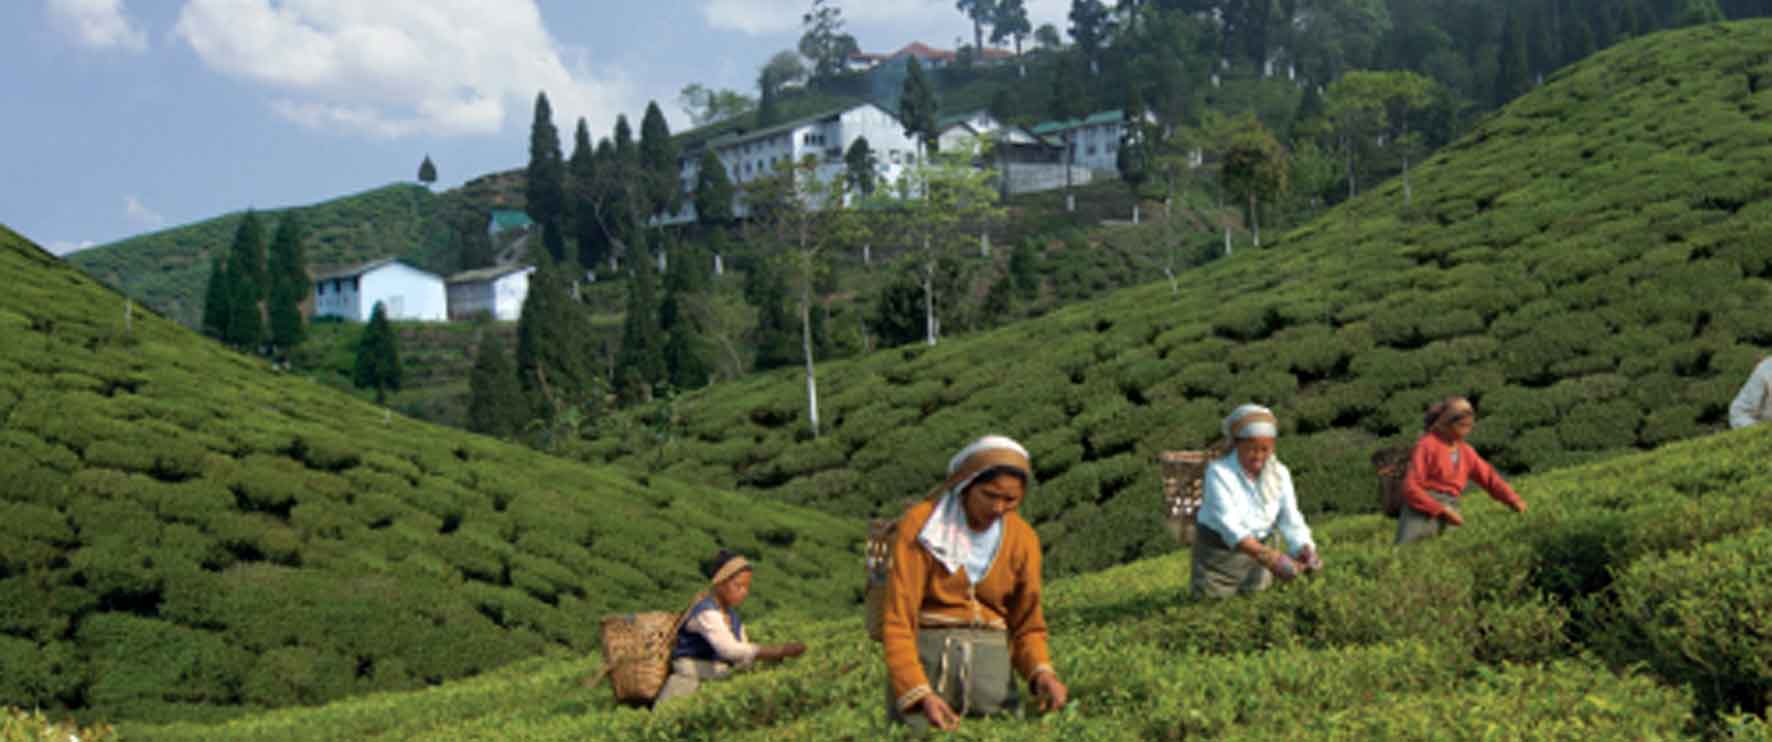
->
<box><xmin>467</xmin><ymin>331</ymin><xmax>527</xmax><ymax>439</ymax></box>
<box><xmin>757</xmin><ymin>51</ymin><xmax>807</xmax><ymax>127</ymax></box>
<box><xmin>266</xmin><ymin>212</ymin><xmax>308</xmax><ymax>353</ymax></box>
<box><xmin>895</xmin><ymin>137</ymin><xmax>1004</xmax><ymax>346</ymax></box>
<box><xmin>957</xmin><ymin>0</ymin><xmax>998</xmax><ymax>66</ymax></box>
<box><xmin>1495</xmin><ymin>12</ymin><xmax>1530</xmax><ymax>106</ymax></box>
<box><xmin>992</xmin><ymin>0</ymin><xmax>1033</xmax><ymax>76</ymax></box>
<box><xmin>694</xmin><ymin>149</ymin><xmax>736</xmax><ymax>226</ymax></box>
<box><xmin>526</xmin><ymin>92</ymin><xmax>566</xmax><ymax>262</ymax></box>
<box><xmin>1220</xmin><ymin>115</ymin><xmax>1290</xmax><ymax>248</ymax></box>
<box><xmin>417</xmin><ymin>154</ymin><xmax>437</xmax><ymax>186</ymax></box>
<box><xmin>844</xmin><ymin>136</ymin><xmax>877</xmax><ymax>196</ymax></box>
<box><xmin>1675</xmin><ymin>0</ymin><xmax>1725</xmax><ymax>26</ymax></box>
<box><xmin>660</xmin><ymin>243</ymin><xmax>711</xmax><ymax>390</ymax></box>
<box><xmin>1009</xmin><ymin>239</ymin><xmax>1041</xmax><ymax>300</ymax></box>
<box><xmin>616</xmin><ymin>232</ymin><xmax>667</xmax><ymax>403</ymax></box>
<box><xmin>677</xmin><ymin>83</ymin><xmax>756</xmax><ymax>126</ymax></box>
<box><xmin>869</xmin><ymin>273</ymin><xmax>925</xmax><ymax>348</ymax></box>
<box><xmin>799</xmin><ymin>0</ymin><xmax>859</xmax><ymax>81</ymax></box>
<box><xmin>1322</xmin><ymin>72</ymin><xmax>1389</xmax><ymax>199</ymax></box>
<box><xmin>744</xmin><ymin>256</ymin><xmax>799</xmax><ymax>370</ymax></box>
<box><xmin>353</xmin><ymin>302</ymin><xmax>402</xmax><ymax>403</ymax></box>
<box><xmin>639</xmin><ymin>101</ymin><xmax>682</xmax><ymax>223</ymax></box>
<box><xmin>1035</xmin><ymin>22</ymin><xmax>1063</xmax><ymax>50</ymax></box>
<box><xmin>200</xmin><ymin>254</ymin><xmax>228</xmax><ymax>341</ymax></box>
<box><xmin>222</xmin><ymin>211</ymin><xmax>268</xmax><ymax>350</ymax></box>
<box><xmin>516</xmin><ymin>255</ymin><xmax>599</xmax><ymax>418</ymax></box>
<box><xmin>1067</xmin><ymin>0</ymin><xmax>1114</xmax><ymax>76</ymax></box>
<box><xmin>899</xmin><ymin>58</ymin><xmax>939</xmax><ymax>155</ymax></box>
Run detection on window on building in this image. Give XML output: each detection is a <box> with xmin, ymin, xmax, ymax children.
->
<box><xmin>1087</xmin><ymin>145</ymin><xmax>1097</xmax><ymax>156</ymax></box>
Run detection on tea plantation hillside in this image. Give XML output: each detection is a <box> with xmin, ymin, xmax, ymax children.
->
<box><xmin>67</xmin><ymin>183</ymin><xmax>463</xmax><ymax>328</ymax></box>
<box><xmin>124</xmin><ymin>423</ymin><xmax>1772</xmax><ymax>740</ymax></box>
<box><xmin>581</xmin><ymin>21</ymin><xmax>1772</xmax><ymax>578</ymax></box>
<box><xmin>0</xmin><ymin>225</ymin><xmax>862</xmax><ymax>724</ymax></box>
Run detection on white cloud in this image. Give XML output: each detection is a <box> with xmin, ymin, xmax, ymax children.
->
<box><xmin>173</xmin><ymin>0</ymin><xmax>635</xmax><ymax>139</ymax></box>
<box><xmin>47</xmin><ymin>0</ymin><xmax>149</xmax><ymax>52</ymax></box>
<box><xmin>47</xmin><ymin>239</ymin><xmax>98</xmax><ymax>256</ymax></box>
<box><xmin>124</xmin><ymin>194</ymin><xmax>165</xmax><ymax>230</ymax></box>
<box><xmin>701</xmin><ymin>0</ymin><xmax>1072</xmax><ymax>40</ymax></box>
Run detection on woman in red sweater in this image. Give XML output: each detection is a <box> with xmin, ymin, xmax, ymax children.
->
<box><xmin>1396</xmin><ymin>397</ymin><xmax>1528</xmax><ymax>545</ymax></box>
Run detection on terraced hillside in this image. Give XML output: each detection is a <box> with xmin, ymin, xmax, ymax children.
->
<box><xmin>125</xmin><ymin>423</ymin><xmax>1772</xmax><ymax>739</ymax></box>
<box><xmin>581</xmin><ymin>21</ymin><xmax>1772</xmax><ymax>577</ymax></box>
<box><xmin>67</xmin><ymin>183</ymin><xmax>467</xmax><ymax>329</ymax></box>
<box><xmin>0</xmin><ymin>226</ymin><xmax>859</xmax><ymax>724</ymax></box>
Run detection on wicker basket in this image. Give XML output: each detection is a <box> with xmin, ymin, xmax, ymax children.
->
<box><xmin>598</xmin><ymin>611</ymin><xmax>683</xmax><ymax>705</ymax></box>
<box><xmin>1371</xmin><ymin>446</ymin><xmax>1412</xmax><ymax>518</ymax></box>
<box><xmin>864</xmin><ymin>518</ymin><xmax>897</xmax><ymax>642</ymax></box>
<box><xmin>1158</xmin><ymin>449</ymin><xmax>1216</xmax><ymax>546</ymax></box>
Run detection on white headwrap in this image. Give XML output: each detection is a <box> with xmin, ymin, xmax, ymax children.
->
<box><xmin>917</xmin><ymin>435</ymin><xmax>1031</xmax><ymax>583</ymax></box>
<box><xmin>1223</xmin><ymin>404</ymin><xmax>1286</xmax><ymax>506</ymax></box>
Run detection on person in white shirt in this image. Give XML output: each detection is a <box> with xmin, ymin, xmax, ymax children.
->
<box><xmin>653</xmin><ymin>550</ymin><xmax>806</xmax><ymax>705</ymax></box>
<box><xmin>1729</xmin><ymin>357</ymin><xmax>1772</xmax><ymax>429</ymax></box>
<box><xmin>1192</xmin><ymin>404</ymin><xmax>1324</xmax><ymax>599</ymax></box>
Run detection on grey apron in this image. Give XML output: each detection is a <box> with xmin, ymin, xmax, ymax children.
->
<box><xmin>1395</xmin><ymin>490</ymin><xmax>1461</xmax><ymax>545</ymax></box>
<box><xmin>886</xmin><ymin>626</ymin><xmax>1019</xmax><ymax>730</ymax></box>
<box><xmin>1190</xmin><ymin>522</ymin><xmax>1274</xmax><ymax>599</ymax></box>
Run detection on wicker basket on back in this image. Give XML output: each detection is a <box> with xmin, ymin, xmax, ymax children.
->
<box><xmin>1158</xmin><ymin>446</ymin><xmax>1224</xmax><ymax>546</ymax></box>
<box><xmin>1372</xmin><ymin>446</ymin><xmax>1413</xmax><ymax>518</ymax></box>
<box><xmin>596</xmin><ymin>610</ymin><xmax>686</xmax><ymax>706</ymax></box>
<box><xmin>864</xmin><ymin>517</ymin><xmax>896</xmax><ymax>641</ymax></box>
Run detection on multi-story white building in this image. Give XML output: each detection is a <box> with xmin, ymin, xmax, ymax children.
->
<box><xmin>312</xmin><ymin>259</ymin><xmax>448</xmax><ymax>322</ymax></box>
<box><xmin>1029</xmin><ymin>110</ymin><xmax>1137</xmax><ymax>173</ymax></box>
<box><xmin>661</xmin><ymin>102</ymin><xmax>924</xmax><ymax>224</ymax></box>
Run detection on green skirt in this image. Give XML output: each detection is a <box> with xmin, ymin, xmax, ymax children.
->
<box><xmin>1190</xmin><ymin>522</ymin><xmax>1273</xmax><ymax>599</ymax></box>
<box><xmin>1395</xmin><ymin>490</ymin><xmax>1461</xmax><ymax>545</ymax></box>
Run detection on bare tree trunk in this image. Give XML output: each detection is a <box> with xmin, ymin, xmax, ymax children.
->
<box><xmin>1403</xmin><ymin>154</ymin><xmax>1412</xmax><ymax>208</ymax></box>
<box><xmin>980</xmin><ymin>230</ymin><xmax>990</xmax><ymax>257</ymax></box>
<box><xmin>1250</xmin><ymin>193</ymin><xmax>1260</xmax><ymax>247</ymax></box>
<box><xmin>800</xmin><ymin>289</ymin><xmax>820</xmax><ymax>437</ymax></box>
<box><xmin>923</xmin><ymin>255</ymin><xmax>937</xmax><ymax>347</ymax></box>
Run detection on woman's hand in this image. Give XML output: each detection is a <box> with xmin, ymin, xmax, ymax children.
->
<box><xmin>1257</xmin><ymin>548</ymin><xmax>1300</xmax><ymax>581</ymax></box>
<box><xmin>1510</xmin><ymin>499</ymin><xmax>1528</xmax><ymax>514</ymax></box>
<box><xmin>1438</xmin><ymin>508</ymin><xmax>1465</xmax><ymax>527</ymax></box>
<box><xmin>1033</xmin><ymin>672</ymin><xmax>1069</xmax><ymax>712</ymax></box>
<box><xmin>755</xmin><ymin>642</ymin><xmax>807</xmax><ymax>662</ymax></box>
<box><xmin>1297</xmin><ymin>545</ymin><xmax>1324</xmax><ymax>574</ymax></box>
<box><xmin>920</xmin><ymin>695</ymin><xmax>961</xmax><ymax>731</ymax></box>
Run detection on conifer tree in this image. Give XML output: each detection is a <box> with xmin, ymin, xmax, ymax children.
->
<box><xmin>899</xmin><ymin>58</ymin><xmax>939</xmax><ymax>155</ymax></box>
<box><xmin>266</xmin><ymin>212</ymin><xmax>308</xmax><ymax>352</ymax></box>
<box><xmin>661</xmin><ymin>243</ymin><xmax>710</xmax><ymax>389</ymax></box>
<box><xmin>353</xmin><ymin>302</ymin><xmax>402</xmax><ymax>403</ymax></box>
<box><xmin>744</xmin><ymin>256</ymin><xmax>799</xmax><ymax>369</ymax></box>
<box><xmin>418</xmin><ymin>154</ymin><xmax>437</xmax><ymax>185</ymax></box>
<box><xmin>201</xmin><ymin>254</ymin><xmax>229</xmax><ymax>341</ymax></box>
<box><xmin>516</xmin><ymin>253</ymin><xmax>598</xmax><ymax>418</ymax></box>
<box><xmin>694</xmin><ymin>149</ymin><xmax>736</xmax><ymax>226</ymax></box>
<box><xmin>844</xmin><ymin>137</ymin><xmax>877</xmax><ymax>196</ymax></box>
<box><xmin>616</xmin><ymin>232</ymin><xmax>667</xmax><ymax>401</ymax></box>
<box><xmin>639</xmin><ymin>101</ymin><xmax>681</xmax><ymax>222</ymax></box>
<box><xmin>526</xmin><ymin>92</ymin><xmax>566</xmax><ymax>261</ymax></box>
<box><xmin>467</xmin><ymin>331</ymin><xmax>527</xmax><ymax>439</ymax></box>
<box><xmin>1495</xmin><ymin>13</ymin><xmax>1530</xmax><ymax>106</ymax></box>
<box><xmin>568</xmin><ymin>117</ymin><xmax>605</xmax><ymax>270</ymax></box>
<box><xmin>222</xmin><ymin>211</ymin><xmax>267</xmax><ymax>350</ymax></box>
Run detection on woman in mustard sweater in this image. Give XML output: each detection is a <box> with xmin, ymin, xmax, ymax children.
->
<box><xmin>881</xmin><ymin>435</ymin><xmax>1069</xmax><ymax>732</ymax></box>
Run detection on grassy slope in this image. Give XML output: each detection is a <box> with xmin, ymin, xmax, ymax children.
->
<box><xmin>0</xmin><ymin>225</ymin><xmax>861</xmax><ymax>724</ymax></box>
<box><xmin>67</xmin><ymin>183</ymin><xmax>460</xmax><ymax>329</ymax></box>
<box><xmin>127</xmin><ymin>422</ymin><xmax>1772</xmax><ymax>739</ymax></box>
<box><xmin>579</xmin><ymin>21</ymin><xmax>1772</xmax><ymax>578</ymax></box>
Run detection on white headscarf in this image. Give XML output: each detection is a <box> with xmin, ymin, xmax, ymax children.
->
<box><xmin>917</xmin><ymin>435</ymin><xmax>1031</xmax><ymax>583</ymax></box>
<box><xmin>1223</xmin><ymin>404</ymin><xmax>1286</xmax><ymax>507</ymax></box>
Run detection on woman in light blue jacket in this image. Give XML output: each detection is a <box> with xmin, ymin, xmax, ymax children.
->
<box><xmin>1192</xmin><ymin>404</ymin><xmax>1323</xmax><ymax>598</ymax></box>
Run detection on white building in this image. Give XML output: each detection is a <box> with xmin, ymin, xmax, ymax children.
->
<box><xmin>661</xmin><ymin>102</ymin><xmax>924</xmax><ymax>225</ymax></box>
<box><xmin>445</xmin><ymin>264</ymin><xmax>534</xmax><ymax>321</ymax></box>
<box><xmin>312</xmin><ymin>259</ymin><xmax>448</xmax><ymax>322</ymax></box>
<box><xmin>1029</xmin><ymin>110</ymin><xmax>1139</xmax><ymax>173</ymax></box>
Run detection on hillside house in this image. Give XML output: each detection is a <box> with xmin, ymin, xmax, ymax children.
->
<box><xmin>445</xmin><ymin>264</ymin><xmax>534</xmax><ymax>321</ymax></box>
<box><xmin>1029</xmin><ymin>110</ymin><xmax>1139</xmax><ymax>174</ymax></box>
<box><xmin>846</xmin><ymin>42</ymin><xmax>1014</xmax><ymax>72</ymax></box>
<box><xmin>659</xmin><ymin>102</ymin><xmax>923</xmax><ymax>225</ymax></box>
<box><xmin>487</xmin><ymin>209</ymin><xmax>534</xmax><ymax>238</ymax></box>
<box><xmin>312</xmin><ymin>259</ymin><xmax>448</xmax><ymax>322</ymax></box>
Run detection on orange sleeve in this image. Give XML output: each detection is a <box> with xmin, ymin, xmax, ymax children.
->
<box><xmin>1004</xmin><ymin>521</ymin><xmax>1053</xmax><ymax>682</ymax></box>
<box><xmin>882</xmin><ymin>506</ymin><xmax>933</xmax><ymax>712</ymax></box>
<box><xmin>1401</xmin><ymin>436</ymin><xmax>1446</xmax><ymax>517</ymax></box>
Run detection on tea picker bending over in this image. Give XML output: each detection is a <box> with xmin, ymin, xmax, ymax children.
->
<box><xmin>1193</xmin><ymin>404</ymin><xmax>1323</xmax><ymax>599</ymax></box>
<box><xmin>1395</xmin><ymin>397</ymin><xmax>1527</xmax><ymax>546</ymax></box>
<box><xmin>653</xmin><ymin>549</ymin><xmax>806</xmax><ymax>705</ymax></box>
<box><xmin>1729</xmin><ymin>356</ymin><xmax>1772</xmax><ymax>429</ymax></box>
<box><xmin>882</xmin><ymin>435</ymin><xmax>1069</xmax><ymax>733</ymax></box>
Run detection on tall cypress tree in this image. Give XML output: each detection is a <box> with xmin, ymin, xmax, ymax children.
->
<box><xmin>616</xmin><ymin>232</ymin><xmax>667</xmax><ymax>402</ymax></box>
<box><xmin>515</xmin><ymin>253</ymin><xmax>598</xmax><ymax>418</ymax></box>
<box><xmin>899</xmin><ymin>58</ymin><xmax>939</xmax><ymax>155</ymax></box>
<box><xmin>266</xmin><ymin>212</ymin><xmax>309</xmax><ymax>352</ymax></box>
<box><xmin>526</xmin><ymin>92</ymin><xmax>566</xmax><ymax>261</ymax></box>
<box><xmin>744</xmin><ymin>255</ymin><xmax>798</xmax><ymax>370</ymax></box>
<box><xmin>223</xmin><ymin>211</ymin><xmax>267</xmax><ymax>350</ymax></box>
<box><xmin>568</xmin><ymin>117</ymin><xmax>604</xmax><ymax>270</ymax></box>
<box><xmin>201</xmin><ymin>254</ymin><xmax>229</xmax><ymax>341</ymax></box>
<box><xmin>639</xmin><ymin>101</ymin><xmax>681</xmax><ymax>221</ymax></box>
<box><xmin>353</xmin><ymin>302</ymin><xmax>402</xmax><ymax>403</ymax></box>
<box><xmin>467</xmin><ymin>331</ymin><xmax>527</xmax><ymax>439</ymax></box>
<box><xmin>661</xmin><ymin>243</ymin><xmax>710</xmax><ymax>389</ymax></box>
<box><xmin>418</xmin><ymin>154</ymin><xmax>438</xmax><ymax>185</ymax></box>
<box><xmin>1495</xmin><ymin>13</ymin><xmax>1530</xmax><ymax>107</ymax></box>
<box><xmin>694</xmin><ymin>148</ymin><xmax>736</xmax><ymax>226</ymax></box>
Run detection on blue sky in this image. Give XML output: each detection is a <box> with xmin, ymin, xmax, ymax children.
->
<box><xmin>3</xmin><ymin>0</ymin><xmax>1073</xmax><ymax>256</ymax></box>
